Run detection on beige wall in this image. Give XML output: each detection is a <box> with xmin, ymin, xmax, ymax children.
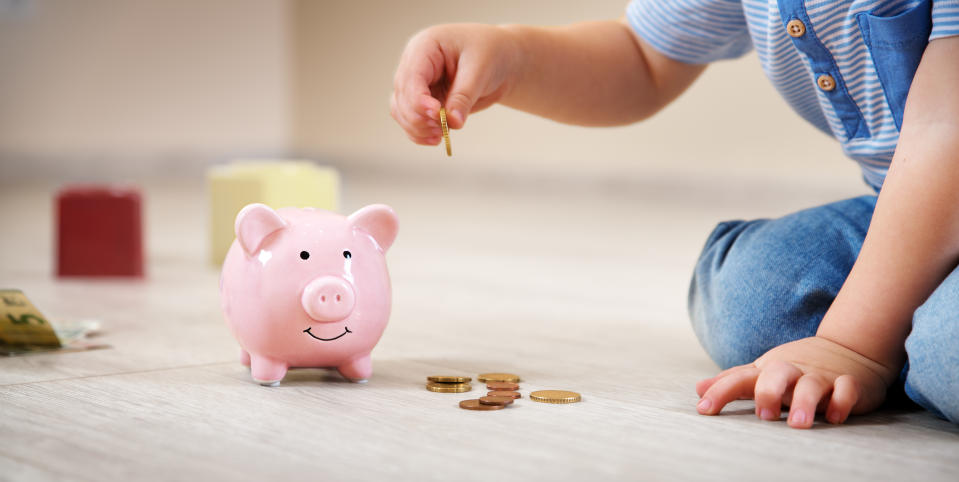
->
<box><xmin>0</xmin><ymin>0</ymin><xmax>292</xmax><ymax>180</ymax></box>
<box><xmin>0</xmin><ymin>0</ymin><xmax>865</xmax><ymax>189</ymax></box>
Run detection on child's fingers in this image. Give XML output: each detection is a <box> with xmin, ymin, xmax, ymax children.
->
<box><xmin>389</xmin><ymin>92</ymin><xmax>419</xmax><ymax>136</ymax></box>
<box><xmin>694</xmin><ymin>379</ymin><xmax>712</xmax><ymax>398</ymax></box>
<box><xmin>391</xmin><ymin>93</ymin><xmax>442</xmax><ymax>142</ymax></box>
<box><xmin>405</xmin><ymin>132</ymin><xmax>441</xmax><ymax>146</ymax></box>
<box><xmin>786</xmin><ymin>373</ymin><xmax>831</xmax><ymax>429</ymax></box>
<box><xmin>753</xmin><ymin>361</ymin><xmax>802</xmax><ymax>421</ymax></box>
<box><xmin>392</xmin><ymin>92</ymin><xmax>438</xmax><ymax>136</ymax></box>
<box><xmin>396</xmin><ymin>114</ymin><xmax>440</xmax><ymax>145</ymax></box>
<box><xmin>697</xmin><ymin>367</ymin><xmax>760</xmax><ymax>415</ymax></box>
<box><xmin>392</xmin><ymin>39</ymin><xmax>446</xmax><ymax>138</ymax></box>
<box><xmin>825</xmin><ymin>375</ymin><xmax>860</xmax><ymax>424</ymax></box>
<box><xmin>399</xmin><ymin>91</ymin><xmax>442</xmax><ymax>132</ymax></box>
<box><xmin>695</xmin><ymin>364</ymin><xmax>754</xmax><ymax>397</ymax></box>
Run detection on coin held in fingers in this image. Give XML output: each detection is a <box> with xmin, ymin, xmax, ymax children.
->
<box><xmin>440</xmin><ymin>107</ymin><xmax>451</xmax><ymax>156</ymax></box>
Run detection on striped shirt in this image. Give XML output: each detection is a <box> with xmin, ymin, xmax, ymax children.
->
<box><xmin>627</xmin><ymin>0</ymin><xmax>959</xmax><ymax>190</ymax></box>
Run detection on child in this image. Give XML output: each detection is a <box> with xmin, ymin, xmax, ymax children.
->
<box><xmin>389</xmin><ymin>0</ymin><xmax>959</xmax><ymax>428</ymax></box>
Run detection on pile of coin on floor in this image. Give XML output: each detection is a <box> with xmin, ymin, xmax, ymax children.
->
<box><xmin>425</xmin><ymin>375</ymin><xmax>471</xmax><ymax>393</ymax></box>
<box><xmin>424</xmin><ymin>372</ymin><xmax>582</xmax><ymax>410</ymax></box>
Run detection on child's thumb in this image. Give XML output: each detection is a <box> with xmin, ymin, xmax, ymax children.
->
<box><xmin>444</xmin><ymin>64</ymin><xmax>483</xmax><ymax>129</ymax></box>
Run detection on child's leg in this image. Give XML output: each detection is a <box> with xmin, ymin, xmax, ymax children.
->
<box><xmin>904</xmin><ymin>266</ymin><xmax>959</xmax><ymax>423</ymax></box>
<box><xmin>688</xmin><ymin>195</ymin><xmax>878</xmax><ymax>369</ymax></box>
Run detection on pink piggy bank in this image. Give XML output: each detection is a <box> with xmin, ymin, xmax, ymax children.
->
<box><xmin>220</xmin><ymin>203</ymin><xmax>398</xmax><ymax>386</ymax></box>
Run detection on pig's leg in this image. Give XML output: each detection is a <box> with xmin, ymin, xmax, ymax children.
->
<box><xmin>250</xmin><ymin>355</ymin><xmax>288</xmax><ymax>386</ymax></box>
<box><xmin>239</xmin><ymin>348</ymin><xmax>251</xmax><ymax>367</ymax></box>
<box><xmin>337</xmin><ymin>354</ymin><xmax>372</xmax><ymax>383</ymax></box>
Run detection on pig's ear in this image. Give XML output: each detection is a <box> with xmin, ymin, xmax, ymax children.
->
<box><xmin>348</xmin><ymin>204</ymin><xmax>398</xmax><ymax>252</ymax></box>
<box><xmin>235</xmin><ymin>203</ymin><xmax>287</xmax><ymax>256</ymax></box>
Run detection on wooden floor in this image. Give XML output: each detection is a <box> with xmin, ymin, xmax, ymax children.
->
<box><xmin>2</xmin><ymin>173</ymin><xmax>957</xmax><ymax>481</ymax></box>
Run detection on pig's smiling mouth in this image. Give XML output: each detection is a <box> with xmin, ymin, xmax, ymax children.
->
<box><xmin>303</xmin><ymin>326</ymin><xmax>352</xmax><ymax>342</ymax></box>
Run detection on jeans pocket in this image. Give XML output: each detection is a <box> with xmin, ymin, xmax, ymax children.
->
<box><xmin>857</xmin><ymin>0</ymin><xmax>932</xmax><ymax>130</ymax></box>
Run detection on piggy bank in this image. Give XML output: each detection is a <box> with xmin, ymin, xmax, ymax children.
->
<box><xmin>220</xmin><ymin>203</ymin><xmax>398</xmax><ymax>386</ymax></box>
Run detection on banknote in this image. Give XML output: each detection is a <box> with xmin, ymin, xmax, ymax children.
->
<box><xmin>0</xmin><ymin>289</ymin><xmax>62</xmax><ymax>350</ymax></box>
<box><xmin>0</xmin><ymin>289</ymin><xmax>107</xmax><ymax>356</ymax></box>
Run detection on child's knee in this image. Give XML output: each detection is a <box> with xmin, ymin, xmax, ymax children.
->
<box><xmin>904</xmin><ymin>270</ymin><xmax>959</xmax><ymax>422</ymax></box>
<box><xmin>688</xmin><ymin>198</ymin><xmax>871</xmax><ymax>370</ymax></box>
<box><xmin>689</xmin><ymin>220</ymin><xmax>802</xmax><ymax>369</ymax></box>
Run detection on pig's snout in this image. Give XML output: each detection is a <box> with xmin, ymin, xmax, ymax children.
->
<box><xmin>301</xmin><ymin>276</ymin><xmax>355</xmax><ymax>322</ymax></box>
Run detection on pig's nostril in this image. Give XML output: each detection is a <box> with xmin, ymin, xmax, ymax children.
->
<box><xmin>336</xmin><ymin>294</ymin><xmax>341</xmax><ymax>302</ymax></box>
<box><xmin>321</xmin><ymin>295</ymin><xmax>326</xmax><ymax>302</ymax></box>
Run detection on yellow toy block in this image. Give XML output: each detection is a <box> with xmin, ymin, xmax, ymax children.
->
<box><xmin>208</xmin><ymin>160</ymin><xmax>340</xmax><ymax>265</ymax></box>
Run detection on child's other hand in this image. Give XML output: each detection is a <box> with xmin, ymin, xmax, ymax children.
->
<box><xmin>695</xmin><ymin>336</ymin><xmax>898</xmax><ymax>428</ymax></box>
<box><xmin>391</xmin><ymin>24</ymin><xmax>519</xmax><ymax>145</ymax></box>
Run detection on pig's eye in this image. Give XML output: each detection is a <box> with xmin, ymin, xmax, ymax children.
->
<box><xmin>343</xmin><ymin>251</ymin><xmax>352</xmax><ymax>259</ymax></box>
<box><xmin>300</xmin><ymin>251</ymin><xmax>310</xmax><ymax>260</ymax></box>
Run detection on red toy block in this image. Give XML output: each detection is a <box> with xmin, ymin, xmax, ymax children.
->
<box><xmin>56</xmin><ymin>185</ymin><xmax>144</xmax><ymax>277</ymax></box>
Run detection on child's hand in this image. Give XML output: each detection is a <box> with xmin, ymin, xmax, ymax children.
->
<box><xmin>391</xmin><ymin>24</ymin><xmax>520</xmax><ymax>145</ymax></box>
<box><xmin>695</xmin><ymin>336</ymin><xmax>898</xmax><ymax>428</ymax></box>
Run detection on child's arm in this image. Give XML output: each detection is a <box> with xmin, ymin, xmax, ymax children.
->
<box><xmin>391</xmin><ymin>20</ymin><xmax>704</xmax><ymax>144</ymax></box>
<box><xmin>695</xmin><ymin>36</ymin><xmax>959</xmax><ymax>428</ymax></box>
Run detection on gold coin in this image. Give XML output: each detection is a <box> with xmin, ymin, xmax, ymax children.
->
<box><xmin>530</xmin><ymin>390</ymin><xmax>581</xmax><ymax>404</ymax></box>
<box><xmin>477</xmin><ymin>373</ymin><xmax>520</xmax><ymax>383</ymax></box>
<box><xmin>426</xmin><ymin>381</ymin><xmax>471</xmax><ymax>393</ymax></box>
<box><xmin>427</xmin><ymin>375</ymin><xmax>471</xmax><ymax>383</ymax></box>
<box><xmin>440</xmin><ymin>107</ymin><xmax>451</xmax><ymax>156</ymax></box>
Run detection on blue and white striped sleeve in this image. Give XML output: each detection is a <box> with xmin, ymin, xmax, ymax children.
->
<box><xmin>626</xmin><ymin>0</ymin><xmax>752</xmax><ymax>64</ymax></box>
<box><xmin>931</xmin><ymin>0</ymin><xmax>959</xmax><ymax>40</ymax></box>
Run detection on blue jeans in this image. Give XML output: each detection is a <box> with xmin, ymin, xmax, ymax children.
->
<box><xmin>689</xmin><ymin>195</ymin><xmax>959</xmax><ymax>423</ymax></box>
